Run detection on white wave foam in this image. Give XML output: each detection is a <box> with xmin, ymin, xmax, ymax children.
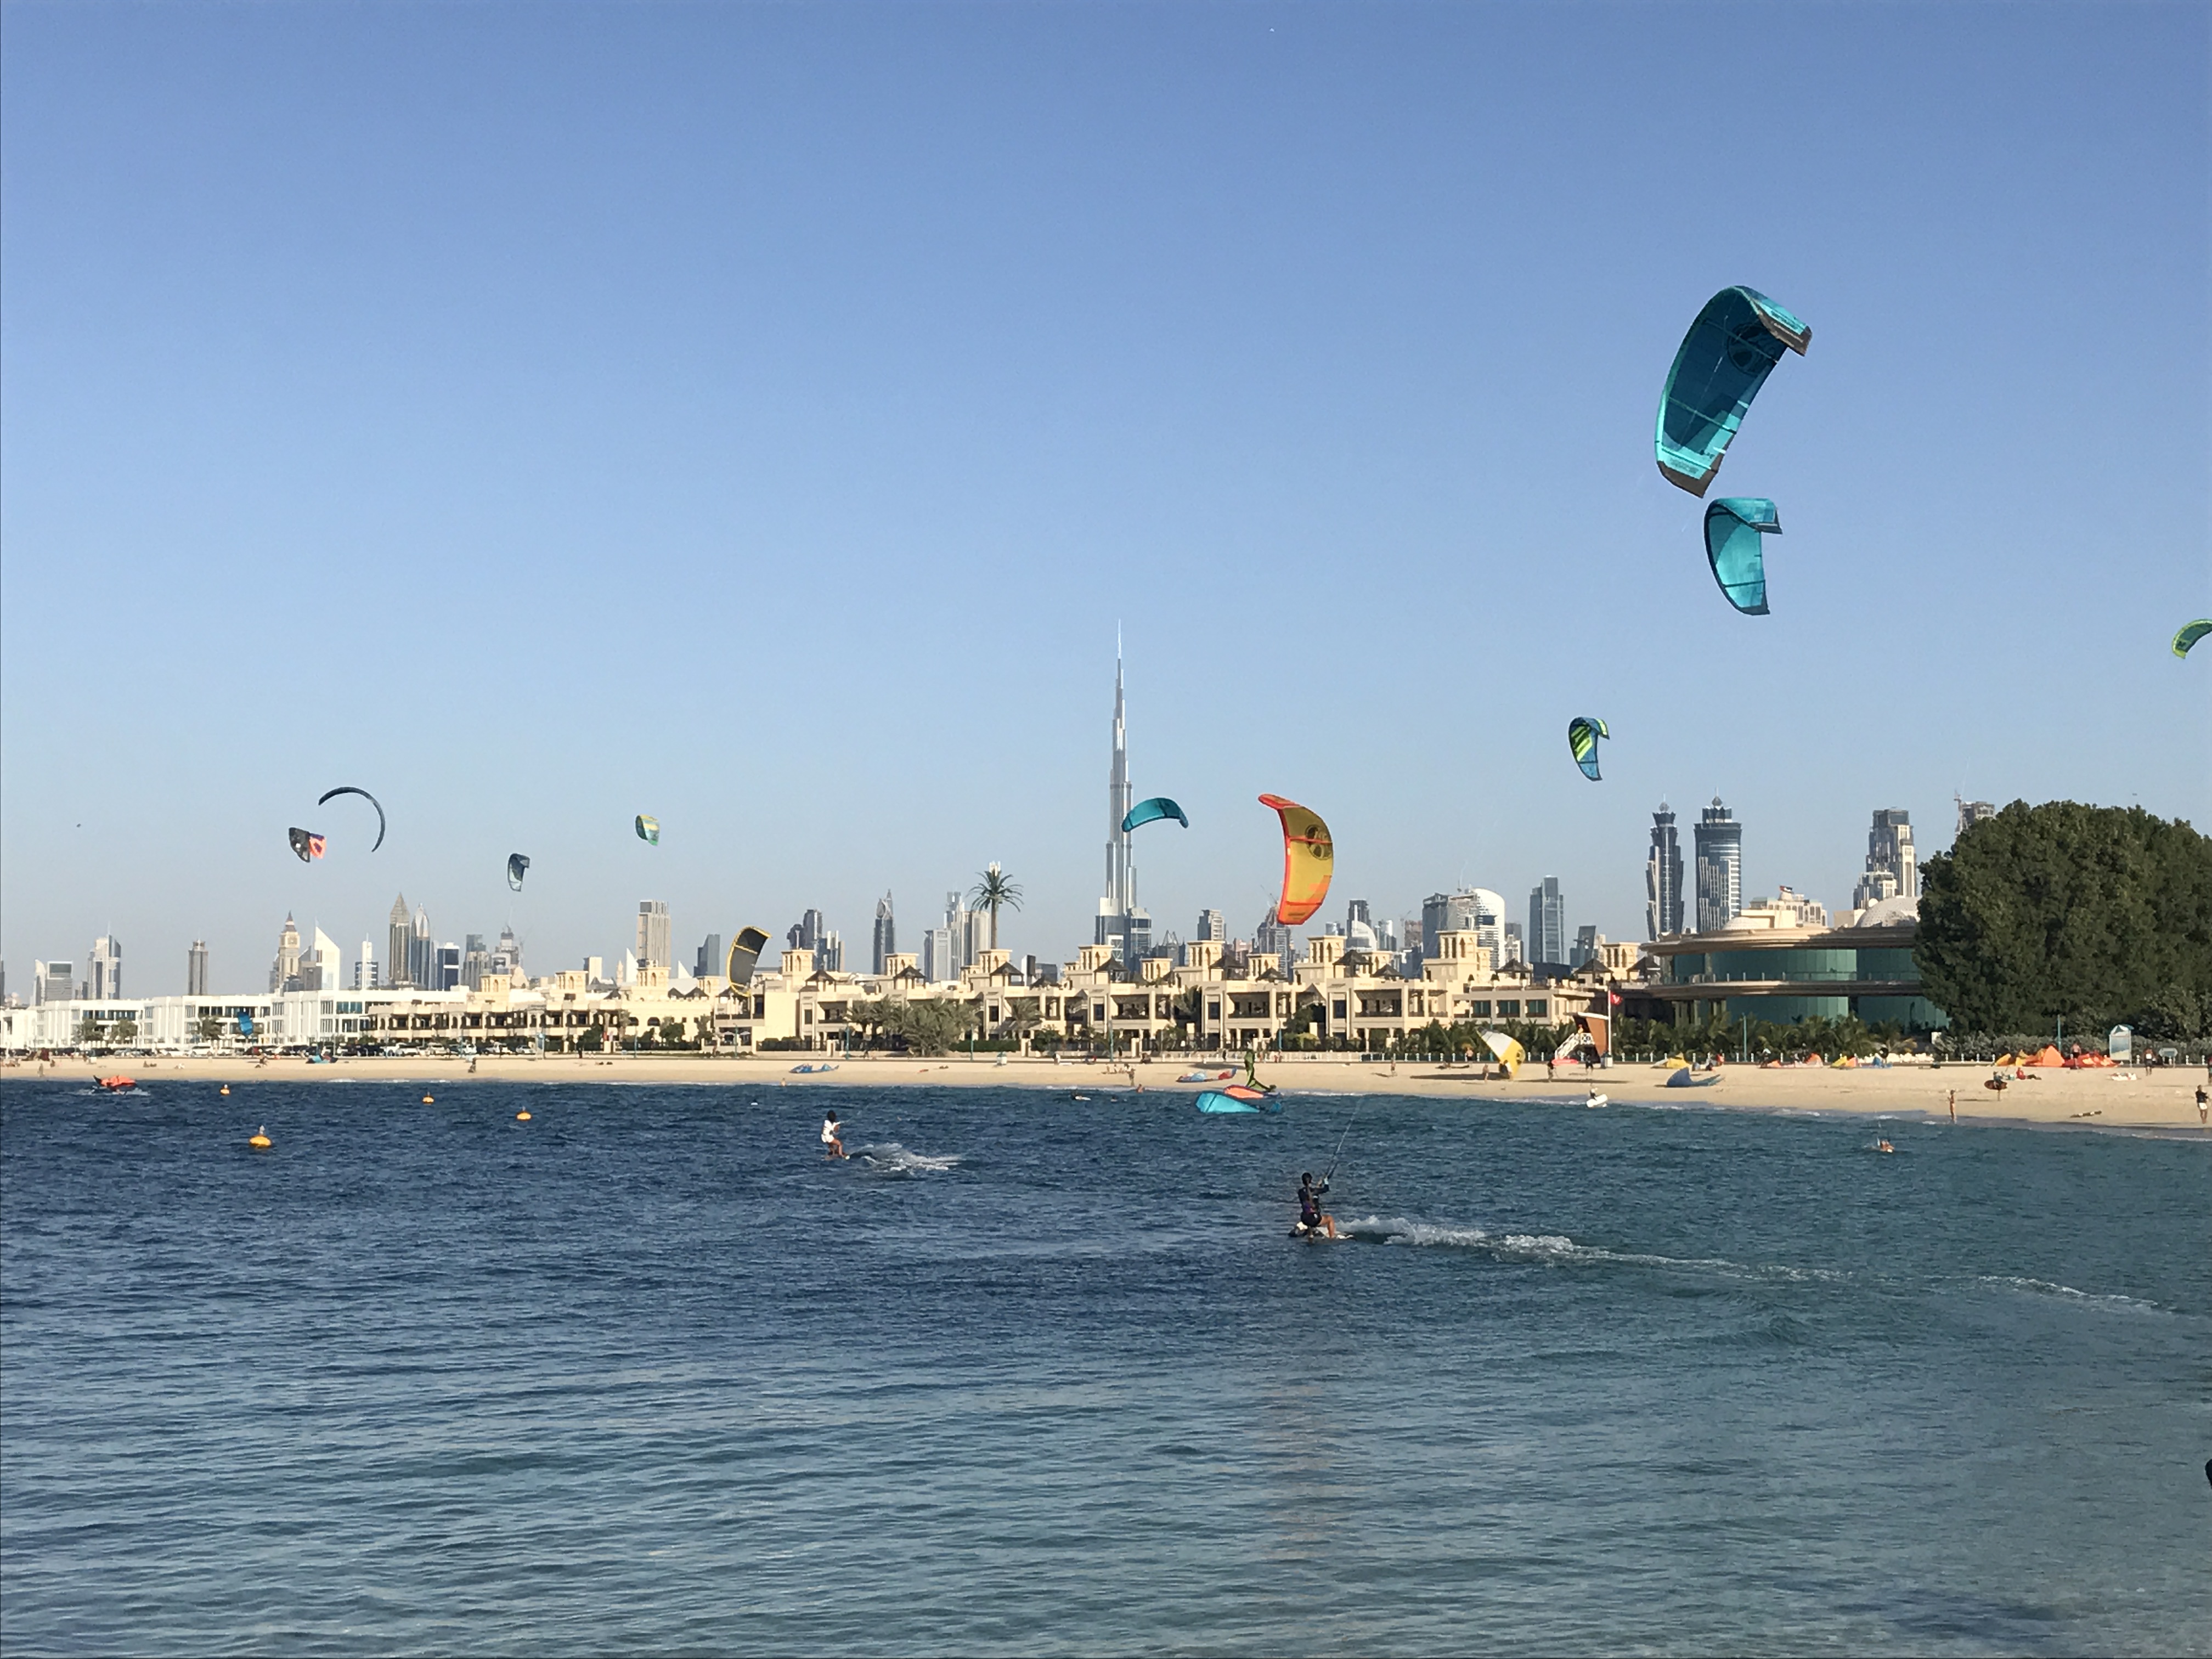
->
<box><xmin>1336</xmin><ymin>1215</ymin><xmax>1845</xmax><ymax>1282</ymax></box>
<box><xmin>853</xmin><ymin>1142</ymin><xmax>960</xmax><ymax>1175</ymax></box>
<box><xmin>1974</xmin><ymin>1275</ymin><xmax>2160</xmax><ymax>1312</ymax></box>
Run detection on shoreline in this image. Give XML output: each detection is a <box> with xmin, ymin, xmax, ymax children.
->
<box><xmin>7</xmin><ymin>1051</ymin><xmax>2208</xmax><ymax>1134</ymax></box>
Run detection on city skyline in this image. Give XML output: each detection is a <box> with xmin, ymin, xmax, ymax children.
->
<box><xmin>4</xmin><ymin>5</ymin><xmax>2204</xmax><ymax>991</ymax></box>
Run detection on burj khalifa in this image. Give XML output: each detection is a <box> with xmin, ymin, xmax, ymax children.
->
<box><xmin>1095</xmin><ymin>647</ymin><xmax>1152</xmax><ymax>968</ymax></box>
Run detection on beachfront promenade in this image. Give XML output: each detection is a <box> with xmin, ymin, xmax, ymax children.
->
<box><xmin>2</xmin><ymin>929</ymin><xmax>1609</xmax><ymax>1060</ymax></box>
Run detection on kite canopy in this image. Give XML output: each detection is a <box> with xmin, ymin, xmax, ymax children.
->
<box><xmin>1567</xmin><ymin>716</ymin><xmax>1610</xmax><ymax>781</ymax></box>
<box><xmin>1197</xmin><ymin>1086</ymin><xmax>1282</xmax><ymax>1114</ymax></box>
<box><xmin>1122</xmin><ymin>796</ymin><xmax>1189</xmax><ymax>833</ymax></box>
<box><xmin>2175</xmin><ymin>619</ymin><xmax>2211</xmax><ymax>659</ymax></box>
<box><xmin>725</xmin><ymin>926</ymin><xmax>771</xmax><ymax>986</ymax></box>
<box><xmin>1655</xmin><ymin>286</ymin><xmax>1810</xmax><ymax>495</ymax></box>
<box><xmin>1258</xmin><ymin>793</ymin><xmax>1334</xmax><ymax>926</ymax></box>
<box><xmin>287</xmin><ymin>827</ymin><xmax>326</xmax><ymax>862</ymax></box>
<box><xmin>1481</xmin><ymin>1031</ymin><xmax>1525</xmax><ymax>1076</ymax></box>
<box><xmin>506</xmin><ymin>854</ymin><xmax>530</xmax><ymax>892</ymax></box>
<box><xmin>635</xmin><ymin>814</ymin><xmax>660</xmax><ymax>845</ymax></box>
<box><xmin>1703</xmin><ymin>498</ymin><xmax>1782</xmax><ymax>614</ymax></box>
<box><xmin>316</xmin><ymin>786</ymin><xmax>386</xmax><ymax>851</ymax></box>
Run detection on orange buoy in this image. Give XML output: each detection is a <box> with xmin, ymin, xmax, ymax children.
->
<box><xmin>516</xmin><ymin>1110</ymin><xmax>532</xmax><ymax>1121</ymax></box>
<box><xmin>421</xmin><ymin>1093</ymin><xmax>435</xmax><ymax>1104</ymax></box>
<box><xmin>219</xmin><ymin>1084</ymin><xmax>231</xmax><ymax>1096</ymax></box>
<box><xmin>248</xmin><ymin>1126</ymin><xmax>273</xmax><ymax>1149</ymax></box>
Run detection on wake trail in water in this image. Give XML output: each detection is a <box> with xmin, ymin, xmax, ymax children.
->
<box><xmin>851</xmin><ymin>1142</ymin><xmax>960</xmax><ymax>1176</ymax></box>
<box><xmin>1336</xmin><ymin>1215</ymin><xmax>1846</xmax><ymax>1283</ymax></box>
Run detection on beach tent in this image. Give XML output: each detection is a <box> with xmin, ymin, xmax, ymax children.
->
<box><xmin>2023</xmin><ymin>1046</ymin><xmax>2066</xmax><ymax>1066</ymax></box>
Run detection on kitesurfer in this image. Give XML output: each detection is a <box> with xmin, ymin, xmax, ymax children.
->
<box><xmin>821</xmin><ymin>1110</ymin><xmax>847</xmax><ymax>1160</ymax></box>
<box><xmin>1295</xmin><ymin>1171</ymin><xmax>1338</xmax><ymax>1240</ymax></box>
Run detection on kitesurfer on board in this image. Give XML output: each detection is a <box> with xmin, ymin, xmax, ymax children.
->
<box><xmin>821</xmin><ymin>1110</ymin><xmax>847</xmax><ymax>1160</ymax></box>
<box><xmin>1295</xmin><ymin>1172</ymin><xmax>1338</xmax><ymax>1240</ymax></box>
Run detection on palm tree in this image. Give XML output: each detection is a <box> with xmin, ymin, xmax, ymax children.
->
<box><xmin>970</xmin><ymin>862</ymin><xmax>1024</xmax><ymax>950</ymax></box>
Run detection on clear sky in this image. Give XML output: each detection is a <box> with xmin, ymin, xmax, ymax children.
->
<box><xmin>3</xmin><ymin>1</ymin><xmax>2206</xmax><ymax>993</ymax></box>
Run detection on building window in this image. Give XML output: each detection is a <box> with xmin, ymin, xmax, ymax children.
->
<box><xmin>1527</xmin><ymin>1000</ymin><xmax>1547</xmax><ymax>1017</ymax></box>
<box><xmin>1467</xmin><ymin>1001</ymin><xmax>1490</xmax><ymax>1017</ymax></box>
<box><xmin>1332</xmin><ymin>1000</ymin><xmax>1347</xmax><ymax>1020</ymax></box>
<box><xmin>1497</xmin><ymin>1000</ymin><xmax>1520</xmax><ymax>1017</ymax></box>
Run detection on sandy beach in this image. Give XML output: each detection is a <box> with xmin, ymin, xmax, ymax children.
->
<box><xmin>11</xmin><ymin>1050</ymin><xmax>2208</xmax><ymax>1133</ymax></box>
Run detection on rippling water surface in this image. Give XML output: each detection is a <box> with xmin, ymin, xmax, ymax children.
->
<box><xmin>4</xmin><ymin>1078</ymin><xmax>2208</xmax><ymax>1654</ymax></box>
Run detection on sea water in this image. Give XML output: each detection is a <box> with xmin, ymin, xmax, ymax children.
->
<box><xmin>3</xmin><ymin>1079</ymin><xmax>2207</xmax><ymax>1655</ymax></box>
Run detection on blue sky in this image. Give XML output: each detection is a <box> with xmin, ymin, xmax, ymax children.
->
<box><xmin>3</xmin><ymin>1</ymin><xmax>2205</xmax><ymax>991</ymax></box>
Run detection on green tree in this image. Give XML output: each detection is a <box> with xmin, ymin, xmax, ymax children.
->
<box><xmin>75</xmin><ymin>1017</ymin><xmax>104</xmax><ymax>1048</ymax></box>
<box><xmin>969</xmin><ymin>862</ymin><xmax>1024</xmax><ymax>951</ymax></box>
<box><xmin>885</xmin><ymin>998</ymin><xmax>979</xmax><ymax>1056</ymax></box>
<box><xmin>195</xmin><ymin>1016</ymin><xmax>222</xmax><ymax>1043</ymax></box>
<box><xmin>1916</xmin><ymin>801</ymin><xmax>2212</xmax><ymax>1036</ymax></box>
<box><xmin>112</xmin><ymin>1019</ymin><xmax>139</xmax><ymax>1047</ymax></box>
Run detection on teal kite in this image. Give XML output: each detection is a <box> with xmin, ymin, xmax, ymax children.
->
<box><xmin>1567</xmin><ymin>716</ymin><xmax>1609</xmax><ymax>782</ymax></box>
<box><xmin>1703</xmin><ymin>498</ymin><xmax>1782</xmax><ymax>615</ymax></box>
<box><xmin>1656</xmin><ymin>287</ymin><xmax>1810</xmax><ymax>496</ymax></box>
<box><xmin>2175</xmin><ymin>620</ymin><xmax>2210</xmax><ymax>659</ymax></box>
<box><xmin>1121</xmin><ymin>797</ymin><xmax>1189</xmax><ymax>833</ymax></box>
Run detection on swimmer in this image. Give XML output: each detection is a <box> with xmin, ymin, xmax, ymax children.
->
<box><xmin>821</xmin><ymin>1110</ymin><xmax>847</xmax><ymax>1160</ymax></box>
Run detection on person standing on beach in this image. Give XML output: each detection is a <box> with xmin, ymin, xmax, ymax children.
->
<box><xmin>2196</xmin><ymin>1084</ymin><xmax>2207</xmax><ymax>1127</ymax></box>
<box><xmin>1948</xmin><ymin>1088</ymin><xmax>1956</xmax><ymax>1123</ymax></box>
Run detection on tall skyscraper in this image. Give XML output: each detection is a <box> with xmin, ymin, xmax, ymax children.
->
<box><xmin>302</xmin><ymin>928</ymin><xmax>341</xmax><ymax>991</ymax></box>
<box><xmin>490</xmin><ymin>927</ymin><xmax>521</xmax><ymax>981</ymax></box>
<box><xmin>1255</xmin><ymin>905</ymin><xmax>1293</xmax><ymax>967</ymax></box>
<box><xmin>1195</xmin><ymin>909</ymin><xmax>1225</xmax><ymax>944</ymax></box>
<box><xmin>188</xmin><ymin>940</ymin><xmax>210</xmax><ymax>995</ymax></box>
<box><xmin>1693</xmin><ymin>798</ymin><xmax>1743</xmax><ymax>933</ymax></box>
<box><xmin>1645</xmin><ymin>801</ymin><xmax>1685</xmax><ymax>939</ymax></box>
<box><xmin>818</xmin><ymin>930</ymin><xmax>845</xmax><ymax>973</ymax></box>
<box><xmin>787</xmin><ymin>909</ymin><xmax>826</xmax><ymax>955</ymax></box>
<box><xmin>410</xmin><ymin>906</ymin><xmax>434</xmax><ymax>991</ymax></box>
<box><xmin>269</xmin><ymin>914</ymin><xmax>302</xmax><ymax>992</ymax></box>
<box><xmin>461</xmin><ymin>934</ymin><xmax>491</xmax><ymax>990</ymax></box>
<box><xmin>636</xmin><ymin>901</ymin><xmax>672</xmax><ymax>970</ymax></box>
<box><xmin>88</xmin><ymin>935</ymin><xmax>122</xmax><ymax>1000</ymax></box>
<box><xmin>353</xmin><ymin>940</ymin><xmax>375</xmax><ymax>990</ymax></box>
<box><xmin>387</xmin><ymin>895</ymin><xmax>413</xmax><ymax>988</ymax></box>
<box><xmin>434</xmin><ymin>943</ymin><xmax>462</xmax><ymax>990</ymax></box>
<box><xmin>1956</xmin><ymin>797</ymin><xmax>1997</xmax><ymax>839</ymax></box>
<box><xmin>1502</xmin><ymin>923</ymin><xmax>1525</xmax><ymax>966</ymax></box>
<box><xmin>923</xmin><ymin>926</ymin><xmax>956</xmax><ymax>983</ymax></box>
<box><xmin>1093</xmin><ymin>647</ymin><xmax>1151</xmax><ymax>968</ymax></box>
<box><xmin>1853</xmin><ymin>809</ymin><xmax>1918</xmax><ymax>910</ymax></box>
<box><xmin>696</xmin><ymin>934</ymin><xmax>723</xmax><ymax>979</ymax></box>
<box><xmin>35</xmin><ymin>961</ymin><xmax>75</xmax><ymax>1005</ymax></box>
<box><xmin>872</xmin><ymin>893</ymin><xmax>896</xmax><ymax>974</ymax></box>
<box><xmin>1527</xmin><ymin>877</ymin><xmax>1567</xmax><ymax>968</ymax></box>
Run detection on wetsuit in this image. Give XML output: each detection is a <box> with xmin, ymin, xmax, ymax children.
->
<box><xmin>1297</xmin><ymin>1177</ymin><xmax>1329</xmax><ymax>1233</ymax></box>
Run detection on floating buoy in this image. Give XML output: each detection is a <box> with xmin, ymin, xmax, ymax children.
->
<box><xmin>219</xmin><ymin>1084</ymin><xmax>230</xmax><ymax>1096</ymax></box>
<box><xmin>516</xmin><ymin>1110</ymin><xmax>532</xmax><ymax>1122</ymax></box>
<box><xmin>248</xmin><ymin>1126</ymin><xmax>272</xmax><ymax>1149</ymax></box>
<box><xmin>421</xmin><ymin>1094</ymin><xmax>435</xmax><ymax>1104</ymax></box>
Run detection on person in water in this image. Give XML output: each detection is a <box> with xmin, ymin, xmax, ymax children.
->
<box><xmin>1295</xmin><ymin>1171</ymin><xmax>1339</xmax><ymax>1239</ymax></box>
<box><xmin>821</xmin><ymin>1110</ymin><xmax>846</xmax><ymax>1160</ymax></box>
